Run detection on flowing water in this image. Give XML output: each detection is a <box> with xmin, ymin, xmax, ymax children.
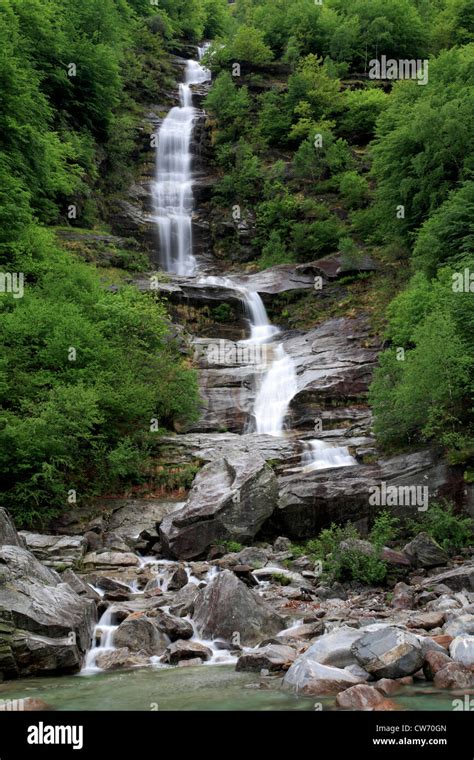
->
<box><xmin>79</xmin><ymin>46</ymin><xmax>360</xmax><ymax>680</ymax></box>
<box><xmin>0</xmin><ymin>667</ymin><xmax>455</xmax><ymax>711</ymax></box>
<box><xmin>153</xmin><ymin>51</ymin><xmax>211</xmax><ymax>275</ymax></box>
<box><xmin>301</xmin><ymin>439</ymin><xmax>357</xmax><ymax>472</ymax></box>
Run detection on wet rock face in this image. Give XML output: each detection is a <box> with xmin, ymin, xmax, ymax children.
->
<box><xmin>160</xmin><ymin>451</ymin><xmax>278</xmax><ymax>560</ymax></box>
<box><xmin>113</xmin><ymin>616</ymin><xmax>169</xmax><ymax>656</ymax></box>
<box><xmin>351</xmin><ymin>628</ymin><xmax>424</xmax><ymax>680</ymax></box>
<box><xmin>236</xmin><ymin>644</ymin><xmax>296</xmax><ymax>673</ymax></box>
<box><xmin>18</xmin><ymin>532</ymin><xmax>86</xmax><ymax>570</ymax></box>
<box><xmin>271</xmin><ymin>448</ymin><xmax>451</xmax><ymax>540</ymax></box>
<box><xmin>192</xmin><ymin>570</ymin><xmax>284</xmax><ymax>646</ymax></box>
<box><xmin>95</xmin><ymin>648</ymin><xmax>149</xmax><ymax>672</ymax></box>
<box><xmin>0</xmin><ymin>517</ymin><xmax>96</xmax><ymax>679</ymax></box>
<box><xmin>0</xmin><ymin>508</ymin><xmax>24</xmax><ymax>547</ymax></box>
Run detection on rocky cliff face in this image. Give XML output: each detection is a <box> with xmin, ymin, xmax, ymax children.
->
<box><xmin>0</xmin><ymin>509</ymin><xmax>96</xmax><ymax>679</ymax></box>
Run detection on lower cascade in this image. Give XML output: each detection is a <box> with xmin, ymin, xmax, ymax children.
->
<box><xmin>300</xmin><ymin>439</ymin><xmax>357</xmax><ymax>472</ymax></box>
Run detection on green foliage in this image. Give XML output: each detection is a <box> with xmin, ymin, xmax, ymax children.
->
<box><xmin>369</xmin><ymin>511</ymin><xmax>400</xmax><ymax>547</ymax></box>
<box><xmin>332</xmin><ymin>550</ymin><xmax>388</xmax><ymax>585</ymax></box>
<box><xmin>212</xmin><ymin>303</ymin><xmax>233</xmax><ymax>323</ymax></box>
<box><xmin>407</xmin><ymin>502</ymin><xmax>473</xmax><ymax>553</ymax></box>
<box><xmin>228</xmin><ymin>25</ymin><xmax>274</xmax><ymax>66</ymax></box>
<box><xmin>370</xmin><ymin>267</ymin><xmax>473</xmax><ymax>458</ymax></box>
<box><xmin>271</xmin><ymin>572</ymin><xmax>291</xmax><ymax>586</ymax></box>
<box><xmin>370</xmin><ymin>45</ymin><xmax>474</xmax><ymax>243</ymax></box>
<box><xmin>413</xmin><ymin>181</ymin><xmax>474</xmax><ymax>277</ymax></box>
<box><xmin>339</xmin><ymin>88</ymin><xmax>389</xmax><ymax>143</ymax></box>
<box><xmin>287</xmin><ymin>55</ymin><xmax>343</xmax><ymax>136</ymax></box>
<box><xmin>0</xmin><ymin>229</ymin><xmax>199</xmax><ymax>526</ymax></box>
<box><xmin>204</xmin><ymin>73</ymin><xmax>251</xmax><ymax>143</ymax></box>
<box><xmin>338</xmin><ymin>171</ymin><xmax>370</xmax><ymax>208</ymax></box>
<box><xmin>222</xmin><ymin>540</ymin><xmax>243</xmax><ymax>553</ymax></box>
<box><xmin>259</xmin><ymin>231</ymin><xmax>294</xmax><ymax>269</ymax></box>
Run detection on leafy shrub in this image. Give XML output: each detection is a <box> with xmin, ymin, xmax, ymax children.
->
<box><xmin>407</xmin><ymin>502</ymin><xmax>473</xmax><ymax>553</ymax></box>
<box><xmin>338</xmin><ymin>171</ymin><xmax>370</xmax><ymax>208</ymax></box>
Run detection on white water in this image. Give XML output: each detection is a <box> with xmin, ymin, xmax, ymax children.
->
<box><xmin>301</xmin><ymin>439</ymin><xmax>357</xmax><ymax>471</ymax></box>
<box><xmin>153</xmin><ymin>51</ymin><xmax>211</xmax><ymax>275</ymax></box>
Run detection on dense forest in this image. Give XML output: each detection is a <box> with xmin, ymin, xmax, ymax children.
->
<box><xmin>0</xmin><ymin>0</ymin><xmax>472</xmax><ymax>527</ymax></box>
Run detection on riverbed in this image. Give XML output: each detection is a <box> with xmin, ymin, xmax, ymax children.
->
<box><xmin>0</xmin><ymin>666</ymin><xmax>458</xmax><ymax>711</ymax></box>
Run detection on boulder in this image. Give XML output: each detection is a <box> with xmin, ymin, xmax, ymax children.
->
<box><xmin>82</xmin><ymin>551</ymin><xmax>139</xmax><ymax>569</ymax></box>
<box><xmin>113</xmin><ymin>616</ymin><xmax>169</xmax><ymax>656</ymax></box>
<box><xmin>236</xmin><ymin>546</ymin><xmax>270</xmax><ymax>568</ymax></box>
<box><xmin>19</xmin><ymin>531</ymin><xmax>86</xmax><ymax>570</ymax></box>
<box><xmin>154</xmin><ymin>611</ymin><xmax>194</xmax><ymax>641</ymax></box>
<box><xmin>163</xmin><ymin>640</ymin><xmax>212</xmax><ymax>665</ymax></box>
<box><xmin>422</xmin><ymin>650</ymin><xmax>452</xmax><ymax>680</ymax></box>
<box><xmin>276</xmin><ymin>621</ymin><xmax>324</xmax><ymax>642</ymax></box>
<box><xmin>167</xmin><ymin>565</ymin><xmax>189</xmax><ymax>591</ymax></box>
<box><xmin>283</xmin><ymin>659</ymin><xmax>364</xmax><ymax>696</ymax></box>
<box><xmin>193</xmin><ymin>570</ymin><xmax>284</xmax><ymax>646</ymax></box>
<box><xmin>298</xmin><ymin>627</ymin><xmax>363</xmax><ymax>669</ymax></box>
<box><xmin>61</xmin><ymin>569</ymin><xmax>100</xmax><ymax>600</ymax></box>
<box><xmin>444</xmin><ymin>614</ymin><xmax>474</xmax><ymax>638</ymax></box>
<box><xmin>169</xmin><ymin>582</ymin><xmax>201</xmax><ymax>618</ymax></box>
<box><xmin>420</xmin><ymin>565</ymin><xmax>474</xmax><ymax>592</ymax></box>
<box><xmin>0</xmin><ymin>542</ymin><xmax>96</xmax><ymax>679</ymax></box>
<box><xmin>160</xmin><ymin>451</ymin><xmax>278</xmax><ymax>559</ymax></box>
<box><xmin>391</xmin><ymin>582</ymin><xmax>415</xmax><ymax>610</ymax></box>
<box><xmin>433</xmin><ymin>662</ymin><xmax>474</xmax><ymax>689</ymax></box>
<box><xmin>375</xmin><ymin>678</ymin><xmax>403</xmax><ymax>696</ymax></box>
<box><xmin>407</xmin><ymin>612</ymin><xmax>445</xmax><ymax>631</ymax></box>
<box><xmin>449</xmin><ymin>635</ymin><xmax>474</xmax><ymax>668</ymax></box>
<box><xmin>104</xmin><ymin>498</ymin><xmax>178</xmax><ymax>540</ymax></box>
<box><xmin>336</xmin><ymin>684</ymin><xmax>390</xmax><ymax>711</ymax></box>
<box><xmin>351</xmin><ymin>627</ymin><xmax>424</xmax><ymax>679</ymax></box>
<box><xmin>403</xmin><ymin>533</ymin><xmax>448</xmax><ymax>568</ymax></box>
<box><xmin>95</xmin><ymin>648</ymin><xmax>149</xmax><ymax>671</ymax></box>
<box><xmin>236</xmin><ymin>645</ymin><xmax>296</xmax><ymax>673</ymax></box>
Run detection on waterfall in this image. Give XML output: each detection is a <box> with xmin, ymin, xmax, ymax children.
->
<box><xmin>253</xmin><ymin>344</ymin><xmax>298</xmax><ymax>435</ymax></box>
<box><xmin>153</xmin><ymin>53</ymin><xmax>210</xmax><ymax>275</ymax></box>
<box><xmin>301</xmin><ymin>439</ymin><xmax>357</xmax><ymax>471</ymax></box>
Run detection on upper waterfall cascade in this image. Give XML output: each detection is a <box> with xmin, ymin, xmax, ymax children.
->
<box><xmin>154</xmin><ymin>49</ymin><xmax>356</xmax><ymax>457</ymax></box>
<box><xmin>153</xmin><ymin>49</ymin><xmax>211</xmax><ymax>275</ymax></box>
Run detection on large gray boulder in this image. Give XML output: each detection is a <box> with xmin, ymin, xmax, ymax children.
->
<box><xmin>160</xmin><ymin>451</ymin><xmax>278</xmax><ymax>559</ymax></box>
<box><xmin>0</xmin><ymin>536</ymin><xmax>96</xmax><ymax>679</ymax></box>
<box><xmin>113</xmin><ymin>616</ymin><xmax>168</xmax><ymax>656</ymax></box>
<box><xmin>300</xmin><ymin>627</ymin><xmax>364</xmax><ymax>669</ymax></box>
<box><xmin>351</xmin><ymin>627</ymin><xmax>424</xmax><ymax>679</ymax></box>
<box><xmin>193</xmin><ymin>570</ymin><xmax>284</xmax><ymax>646</ymax></box>
<box><xmin>420</xmin><ymin>564</ymin><xmax>474</xmax><ymax>592</ymax></box>
<box><xmin>19</xmin><ymin>531</ymin><xmax>86</xmax><ymax>570</ymax></box>
<box><xmin>283</xmin><ymin>658</ymin><xmax>364</xmax><ymax>696</ymax></box>
<box><xmin>449</xmin><ymin>635</ymin><xmax>474</xmax><ymax>668</ymax></box>
<box><xmin>403</xmin><ymin>532</ymin><xmax>448</xmax><ymax>568</ymax></box>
